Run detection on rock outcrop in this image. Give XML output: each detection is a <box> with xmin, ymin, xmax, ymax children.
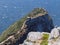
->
<box><xmin>15</xmin><ymin>8</ymin><xmax>54</xmax><ymax>45</ymax></box>
<box><xmin>19</xmin><ymin>27</ymin><xmax>60</xmax><ymax>45</ymax></box>
<box><xmin>19</xmin><ymin>32</ymin><xmax>49</xmax><ymax>45</ymax></box>
<box><xmin>48</xmin><ymin>27</ymin><xmax>60</xmax><ymax>45</ymax></box>
<box><xmin>0</xmin><ymin>8</ymin><xmax>54</xmax><ymax>45</ymax></box>
<box><xmin>21</xmin><ymin>8</ymin><xmax>54</xmax><ymax>33</ymax></box>
<box><xmin>1</xmin><ymin>27</ymin><xmax>60</xmax><ymax>45</ymax></box>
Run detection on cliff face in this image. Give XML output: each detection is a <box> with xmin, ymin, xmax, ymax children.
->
<box><xmin>23</xmin><ymin>14</ymin><xmax>54</xmax><ymax>32</ymax></box>
<box><xmin>0</xmin><ymin>8</ymin><xmax>54</xmax><ymax>45</ymax></box>
<box><xmin>15</xmin><ymin>8</ymin><xmax>54</xmax><ymax>45</ymax></box>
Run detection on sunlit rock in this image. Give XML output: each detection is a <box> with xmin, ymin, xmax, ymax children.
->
<box><xmin>49</xmin><ymin>28</ymin><xmax>59</xmax><ymax>39</ymax></box>
<box><xmin>48</xmin><ymin>27</ymin><xmax>60</xmax><ymax>45</ymax></box>
<box><xmin>27</xmin><ymin>32</ymin><xmax>42</xmax><ymax>41</ymax></box>
<box><xmin>21</xmin><ymin>32</ymin><xmax>49</xmax><ymax>45</ymax></box>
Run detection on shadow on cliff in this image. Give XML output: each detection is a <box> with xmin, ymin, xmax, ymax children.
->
<box><xmin>15</xmin><ymin>14</ymin><xmax>54</xmax><ymax>45</ymax></box>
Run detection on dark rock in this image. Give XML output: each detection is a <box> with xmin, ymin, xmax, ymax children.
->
<box><xmin>15</xmin><ymin>12</ymin><xmax>54</xmax><ymax>45</ymax></box>
<box><xmin>24</xmin><ymin>14</ymin><xmax>54</xmax><ymax>33</ymax></box>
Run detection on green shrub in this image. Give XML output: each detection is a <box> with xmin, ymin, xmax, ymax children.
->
<box><xmin>40</xmin><ymin>34</ymin><xmax>49</xmax><ymax>45</ymax></box>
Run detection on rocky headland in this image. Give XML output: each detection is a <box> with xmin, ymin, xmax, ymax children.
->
<box><xmin>0</xmin><ymin>8</ymin><xmax>59</xmax><ymax>45</ymax></box>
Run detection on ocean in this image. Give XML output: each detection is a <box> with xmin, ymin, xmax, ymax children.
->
<box><xmin>0</xmin><ymin>0</ymin><xmax>60</xmax><ymax>33</ymax></box>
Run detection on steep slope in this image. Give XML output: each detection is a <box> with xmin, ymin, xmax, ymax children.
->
<box><xmin>0</xmin><ymin>8</ymin><xmax>54</xmax><ymax>45</ymax></box>
<box><xmin>19</xmin><ymin>27</ymin><xmax>60</xmax><ymax>45</ymax></box>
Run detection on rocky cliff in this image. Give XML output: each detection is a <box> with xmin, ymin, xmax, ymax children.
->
<box><xmin>0</xmin><ymin>8</ymin><xmax>54</xmax><ymax>45</ymax></box>
<box><xmin>19</xmin><ymin>27</ymin><xmax>60</xmax><ymax>45</ymax></box>
<box><xmin>0</xmin><ymin>27</ymin><xmax>60</xmax><ymax>45</ymax></box>
<box><xmin>22</xmin><ymin>13</ymin><xmax>54</xmax><ymax>32</ymax></box>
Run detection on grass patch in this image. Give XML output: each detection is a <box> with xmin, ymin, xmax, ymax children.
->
<box><xmin>40</xmin><ymin>34</ymin><xmax>49</xmax><ymax>45</ymax></box>
<box><xmin>0</xmin><ymin>16</ymin><xmax>27</xmax><ymax>43</ymax></box>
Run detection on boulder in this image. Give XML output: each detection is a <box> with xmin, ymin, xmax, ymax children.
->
<box><xmin>27</xmin><ymin>32</ymin><xmax>43</xmax><ymax>41</ymax></box>
<box><xmin>49</xmin><ymin>27</ymin><xmax>60</xmax><ymax>39</ymax></box>
<box><xmin>48</xmin><ymin>27</ymin><xmax>60</xmax><ymax>45</ymax></box>
<box><xmin>21</xmin><ymin>32</ymin><xmax>49</xmax><ymax>45</ymax></box>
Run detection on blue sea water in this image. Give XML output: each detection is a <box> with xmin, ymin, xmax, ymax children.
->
<box><xmin>0</xmin><ymin>0</ymin><xmax>60</xmax><ymax>33</ymax></box>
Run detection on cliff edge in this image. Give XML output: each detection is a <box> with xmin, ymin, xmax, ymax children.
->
<box><xmin>0</xmin><ymin>8</ymin><xmax>54</xmax><ymax>45</ymax></box>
